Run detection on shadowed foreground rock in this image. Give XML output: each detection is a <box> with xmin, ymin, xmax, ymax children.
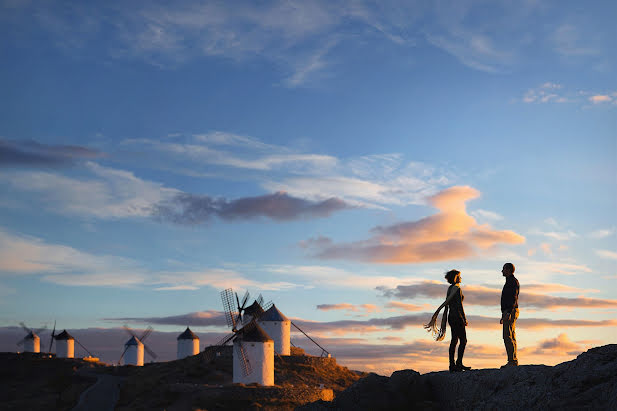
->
<box><xmin>299</xmin><ymin>344</ymin><xmax>617</xmax><ymax>410</ymax></box>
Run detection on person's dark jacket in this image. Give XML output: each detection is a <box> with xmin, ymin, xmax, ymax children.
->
<box><xmin>447</xmin><ymin>284</ymin><xmax>467</xmax><ymax>325</ymax></box>
<box><xmin>501</xmin><ymin>275</ymin><xmax>519</xmax><ymax>313</ymax></box>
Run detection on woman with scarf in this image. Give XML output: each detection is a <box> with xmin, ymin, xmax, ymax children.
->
<box><xmin>424</xmin><ymin>269</ymin><xmax>471</xmax><ymax>372</ymax></box>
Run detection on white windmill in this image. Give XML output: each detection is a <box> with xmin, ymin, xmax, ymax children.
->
<box><xmin>16</xmin><ymin>322</ymin><xmax>45</xmax><ymax>353</ymax></box>
<box><xmin>53</xmin><ymin>330</ymin><xmax>75</xmax><ymax>358</ymax></box>
<box><xmin>118</xmin><ymin>325</ymin><xmax>158</xmax><ymax>366</ymax></box>
<box><xmin>177</xmin><ymin>327</ymin><xmax>199</xmax><ymax>359</ymax></box>
<box><xmin>207</xmin><ymin>288</ymin><xmax>274</xmax><ymax>386</ymax></box>
<box><xmin>258</xmin><ymin>304</ymin><xmax>291</xmax><ymax>356</ymax></box>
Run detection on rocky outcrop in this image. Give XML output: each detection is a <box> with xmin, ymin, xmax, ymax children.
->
<box><xmin>299</xmin><ymin>344</ymin><xmax>617</xmax><ymax>410</ymax></box>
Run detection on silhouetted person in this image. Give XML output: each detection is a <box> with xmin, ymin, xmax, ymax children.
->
<box><xmin>445</xmin><ymin>269</ymin><xmax>470</xmax><ymax>372</ymax></box>
<box><xmin>424</xmin><ymin>269</ymin><xmax>470</xmax><ymax>372</ymax></box>
<box><xmin>500</xmin><ymin>262</ymin><xmax>519</xmax><ymax>367</ymax></box>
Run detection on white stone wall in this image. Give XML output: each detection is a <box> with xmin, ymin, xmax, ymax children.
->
<box><xmin>125</xmin><ymin>343</ymin><xmax>144</xmax><ymax>366</ymax></box>
<box><xmin>177</xmin><ymin>339</ymin><xmax>199</xmax><ymax>359</ymax></box>
<box><xmin>259</xmin><ymin>320</ymin><xmax>290</xmax><ymax>355</ymax></box>
<box><xmin>232</xmin><ymin>340</ymin><xmax>274</xmax><ymax>386</ymax></box>
<box><xmin>56</xmin><ymin>339</ymin><xmax>74</xmax><ymax>358</ymax></box>
<box><xmin>24</xmin><ymin>336</ymin><xmax>40</xmax><ymax>353</ymax></box>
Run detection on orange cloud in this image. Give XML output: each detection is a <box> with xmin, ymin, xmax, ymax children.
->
<box><xmin>589</xmin><ymin>95</ymin><xmax>612</xmax><ymax>104</ymax></box>
<box><xmin>308</xmin><ymin>186</ymin><xmax>524</xmax><ymax>263</ymax></box>
<box><xmin>380</xmin><ymin>281</ymin><xmax>617</xmax><ymax>310</ymax></box>
<box><xmin>316</xmin><ymin>303</ymin><xmax>379</xmax><ymax>313</ymax></box>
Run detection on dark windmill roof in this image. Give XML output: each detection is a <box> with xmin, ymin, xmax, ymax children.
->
<box><xmin>125</xmin><ymin>336</ymin><xmax>142</xmax><ymax>346</ymax></box>
<box><xmin>259</xmin><ymin>304</ymin><xmax>289</xmax><ymax>322</ymax></box>
<box><xmin>177</xmin><ymin>327</ymin><xmax>199</xmax><ymax>340</ymax></box>
<box><xmin>238</xmin><ymin>322</ymin><xmax>273</xmax><ymax>343</ymax></box>
<box><xmin>244</xmin><ymin>301</ymin><xmax>265</xmax><ymax>317</ymax></box>
<box><xmin>54</xmin><ymin>330</ymin><xmax>74</xmax><ymax>340</ymax></box>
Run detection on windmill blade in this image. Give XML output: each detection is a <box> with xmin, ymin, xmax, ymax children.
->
<box><xmin>240</xmin><ymin>291</ymin><xmax>250</xmax><ymax>309</ymax></box>
<box><xmin>118</xmin><ymin>345</ymin><xmax>129</xmax><ymax>365</ymax></box>
<box><xmin>74</xmin><ymin>337</ymin><xmax>95</xmax><ymax>358</ymax></box>
<box><xmin>123</xmin><ymin>325</ymin><xmax>138</xmax><ymax>339</ymax></box>
<box><xmin>236</xmin><ymin>341</ymin><xmax>252</xmax><ymax>376</ymax></box>
<box><xmin>34</xmin><ymin>326</ymin><xmax>47</xmax><ymax>334</ymax></box>
<box><xmin>19</xmin><ymin>322</ymin><xmax>32</xmax><ymax>333</ymax></box>
<box><xmin>221</xmin><ymin>288</ymin><xmax>237</xmax><ymax>329</ymax></box>
<box><xmin>143</xmin><ymin>342</ymin><xmax>158</xmax><ymax>360</ymax></box>
<box><xmin>256</xmin><ymin>294</ymin><xmax>264</xmax><ymax>308</ymax></box>
<box><xmin>48</xmin><ymin>320</ymin><xmax>56</xmax><ymax>353</ymax></box>
<box><xmin>16</xmin><ymin>337</ymin><xmax>27</xmax><ymax>347</ymax></box>
<box><xmin>139</xmin><ymin>326</ymin><xmax>153</xmax><ymax>342</ymax></box>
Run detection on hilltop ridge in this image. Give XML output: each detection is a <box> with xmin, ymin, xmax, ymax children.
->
<box><xmin>299</xmin><ymin>344</ymin><xmax>617</xmax><ymax>410</ymax></box>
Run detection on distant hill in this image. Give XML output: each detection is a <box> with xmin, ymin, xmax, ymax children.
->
<box><xmin>299</xmin><ymin>344</ymin><xmax>617</xmax><ymax>410</ymax></box>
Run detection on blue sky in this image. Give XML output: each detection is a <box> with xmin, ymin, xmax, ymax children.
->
<box><xmin>1</xmin><ymin>0</ymin><xmax>616</xmax><ymax>373</ymax></box>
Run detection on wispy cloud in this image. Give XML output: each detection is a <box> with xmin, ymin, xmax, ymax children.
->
<box><xmin>316</xmin><ymin>303</ymin><xmax>379</xmax><ymax>313</ymax></box>
<box><xmin>1</xmin><ymin>159</ymin><xmax>352</xmax><ymax>223</ymax></box>
<box><xmin>378</xmin><ymin>281</ymin><xmax>617</xmax><ymax>310</ymax></box>
<box><xmin>105</xmin><ymin>310</ymin><xmax>226</xmax><ymax>327</ymax></box>
<box><xmin>520</xmin><ymin>84</ymin><xmax>617</xmax><ymax>107</ymax></box>
<box><xmin>595</xmin><ymin>249</ymin><xmax>617</xmax><ymax>260</ymax></box>
<box><xmin>306</xmin><ymin>186</ymin><xmax>524</xmax><ymax>263</ymax></box>
<box><xmin>153</xmin><ymin>191</ymin><xmax>351</xmax><ymax>224</ymax></box>
<box><xmin>588</xmin><ymin>228</ymin><xmax>615</xmax><ymax>239</ymax></box>
<box><xmin>0</xmin><ymin>139</ymin><xmax>101</xmax><ymax>168</ymax></box>
<box><xmin>0</xmin><ymin>228</ymin><xmax>147</xmax><ymax>286</ymax></box>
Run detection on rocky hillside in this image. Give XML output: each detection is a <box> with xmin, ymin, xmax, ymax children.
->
<box><xmin>299</xmin><ymin>344</ymin><xmax>617</xmax><ymax>410</ymax></box>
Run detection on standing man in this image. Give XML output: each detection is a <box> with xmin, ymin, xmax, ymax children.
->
<box><xmin>500</xmin><ymin>262</ymin><xmax>519</xmax><ymax>367</ymax></box>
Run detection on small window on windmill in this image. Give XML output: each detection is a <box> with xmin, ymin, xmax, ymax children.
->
<box><xmin>251</xmin><ymin>343</ymin><xmax>255</xmax><ymax>347</ymax></box>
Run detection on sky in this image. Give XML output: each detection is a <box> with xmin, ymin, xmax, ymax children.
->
<box><xmin>0</xmin><ymin>0</ymin><xmax>616</xmax><ymax>375</ymax></box>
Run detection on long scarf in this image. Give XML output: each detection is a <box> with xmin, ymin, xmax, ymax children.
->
<box><xmin>424</xmin><ymin>285</ymin><xmax>457</xmax><ymax>341</ymax></box>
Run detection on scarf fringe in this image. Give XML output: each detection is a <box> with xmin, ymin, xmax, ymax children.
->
<box><xmin>424</xmin><ymin>306</ymin><xmax>448</xmax><ymax>341</ymax></box>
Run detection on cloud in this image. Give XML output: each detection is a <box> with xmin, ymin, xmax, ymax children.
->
<box><xmin>384</xmin><ymin>301</ymin><xmax>426</xmax><ymax>312</ymax></box>
<box><xmin>0</xmin><ymin>162</ymin><xmax>179</xmax><ymax>218</ymax></box>
<box><xmin>307</xmin><ymin>186</ymin><xmax>524</xmax><ymax>263</ymax></box>
<box><xmin>293</xmin><ymin>313</ymin><xmax>617</xmax><ymax>337</ymax></box>
<box><xmin>588</xmin><ymin>95</ymin><xmax>612</xmax><ymax>104</ymax></box>
<box><xmin>316</xmin><ymin>303</ymin><xmax>379</xmax><ymax>313</ymax></box>
<box><xmin>470</xmin><ymin>209</ymin><xmax>503</xmax><ymax>221</ymax></box>
<box><xmin>0</xmin><ymin>228</ymin><xmax>147</xmax><ymax>286</ymax></box>
<box><xmin>105</xmin><ymin>310</ymin><xmax>227</xmax><ymax>327</ymax></box>
<box><xmin>153</xmin><ymin>191</ymin><xmax>351</xmax><ymax>224</ymax></box>
<box><xmin>551</xmin><ymin>24</ymin><xmax>599</xmax><ymax>57</ymax></box>
<box><xmin>0</xmin><ymin>139</ymin><xmax>101</xmax><ymax>168</ymax></box>
<box><xmin>263</xmin><ymin>264</ymin><xmax>405</xmax><ymax>290</ymax></box>
<box><xmin>588</xmin><ymin>228</ymin><xmax>614</xmax><ymax>239</ymax></box>
<box><xmin>529</xmin><ymin>228</ymin><xmax>577</xmax><ymax>241</ymax></box>
<box><xmin>532</xmin><ymin>333</ymin><xmax>583</xmax><ymax>356</ymax></box>
<box><xmin>378</xmin><ymin>281</ymin><xmax>617</xmax><ymax>310</ymax></box>
<box><xmin>595</xmin><ymin>249</ymin><xmax>617</xmax><ymax>260</ymax></box>
<box><xmin>2</xmin><ymin>160</ymin><xmax>351</xmax><ymax>223</ymax></box>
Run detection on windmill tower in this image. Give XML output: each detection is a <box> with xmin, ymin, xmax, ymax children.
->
<box><xmin>177</xmin><ymin>327</ymin><xmax>199</xmax><ymax>359</ymax></box>
<box><xmin>119</xmin><ymin>326</ymin><xmax>157</xmax><ymax>366</ymax></box>
<box><xmin>17</xmin><ymin>322</ymin><xmax>45</xmax><ymax>353</ymax></box>
<box><xmin>54</xmin><ymin>330</ymin><xmax>75</xmax><ymax>358</ymax></box>
<box><xmin>207</xmin><ymin>288</ymin><xmax>274</xmax><ymax>386</ymax></box>
<box><xmin>258</xmin><ymin>304</ymin><xmax>291</xmax><ymax>355</ymax></box>
<box><xmin>232</xmin><ymin>322</ymin><xmax>274</xmax><ymax>386</ymax></box>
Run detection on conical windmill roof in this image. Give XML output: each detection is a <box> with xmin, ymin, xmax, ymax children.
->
<box><xmin>259</xmin><ymin>304</ymin><xmax>289</xmax><ymax>322</ymax></box>
<box><xmin>54</xmin><ymin>330</ymin><xmax>74</xmax><ymax>340</ymax></box>
<box><xmin>177</xmin><ymin>327</ymin><xmax>199</xmax><ymax>340</ymax></box>
<box><xmin>125</xmin><ymin>336</ymin><xmax>142</xmax><ymax>346</ymax></box>
<box><xmin>238</xmin><ymin>322</ymin><xmax>273</xmax><ymax>342</ymax></box>
<box><xmin>244</xmin><ymin>301</ymin><xmax>265</xmax><ymax>317</ymax></box>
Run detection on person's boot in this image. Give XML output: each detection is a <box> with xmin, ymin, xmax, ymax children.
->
<box><xmin>449</xmin><ymin>362</ymin><xmax>461</xmax><ymax>372</ymax></box>
<box><xmin>456</xmin><ymin>360</ymin><xmax>471</xmax><ymax>371</ymax></box>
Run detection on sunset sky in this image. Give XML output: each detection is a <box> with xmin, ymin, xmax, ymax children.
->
<box><xmin>1</xmin><ymin>0</ymin><xmax>615</xmax><ymax>374</ymax></box>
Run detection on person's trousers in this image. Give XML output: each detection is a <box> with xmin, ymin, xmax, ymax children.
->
<box><xmin>503</xmin><ymin>308</ymin><xmax>519</xmax><ymax>363</ymax></box>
